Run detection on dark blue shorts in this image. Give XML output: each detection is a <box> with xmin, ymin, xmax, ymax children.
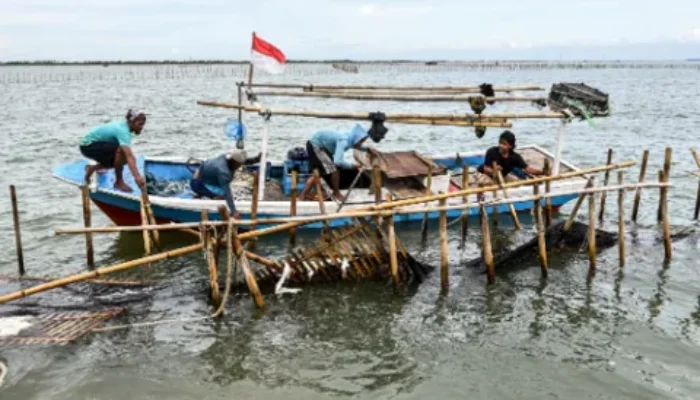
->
<box><xmin>190</xmin><ymin>178</ymin><xmax>219</xmax><ymax>199</ymax></box>
<box><xmin>80</xmin><ymin>138</ymin><xmax>120</xmax><ymax>167</ymax></box>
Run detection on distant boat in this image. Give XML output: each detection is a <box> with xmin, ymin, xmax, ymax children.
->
<box><xmin>425</xmin><ymin>61</ymin><xmax>438</xmax><ymax>66</ymax></box>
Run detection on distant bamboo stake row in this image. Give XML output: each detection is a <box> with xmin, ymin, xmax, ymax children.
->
<box><xmin>196</xmin><ymin>101</ymin><xmax>575</xmax><ymax>121</ymax></box>
<box><xmin>245</xmin><ymin>82</ymin><xmax>546</xmax><ymax>92</ymax></box>
<box><xmin>54</xmin><ymin>181</ymin><xmax>669</xmax><ymax>236</ymax></box>
<box><xmin>250</xmin><ymin>90</ymin><xmax>548</xmax><ymax>103</ymax></box>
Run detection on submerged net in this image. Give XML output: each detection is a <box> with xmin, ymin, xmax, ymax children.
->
<box><xmin>548</xmin><ymin>82</ymin><xmax>610</xmax><ymax>118</ymax></box>
<box><xmin>464</xmin><ymin>221</ymin><xmax>618</xmax><ymax>270</ymax></box>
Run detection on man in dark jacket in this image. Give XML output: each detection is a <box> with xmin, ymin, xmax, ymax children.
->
<box><xmin>190</xmin><ymin>149</ymin><xmax>261</xmax><ymax>219</ymax></box>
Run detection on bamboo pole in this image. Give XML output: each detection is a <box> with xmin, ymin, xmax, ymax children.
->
<box><xmin>691</xmin><ymin>148</ymin><xmax>700</xmax><ymax>220</ymax></box>
<box><xmin>480</xmin><ymin>203</ymin><xmax>495</xmax><ymax>284</ymax></box>
<box><xmin>493</xmin><ymin>164</ymin><xmax>521</xmax><ymax>230</ymax></box>
<box><xmin>631</xmin><ymin>150</ymin><xmax>649</xmax><ymax>222</ymax></box>
<box><xmin>290</xmin><ymin>170</ymin><xmax>298</xmax><ymax>246</ymax></box>
<box><xmin>659</xmin><ymin>171</ymin><xmax>672</xmax><ymax>261</ymax></box>
<box><xmin>246</xmin><ymin>82</ymin><xmax>545</xmax><ymax>92</ymax></box>
<box><xmin>598</xmin><ymin>149</ymin><xmax>613</xmax><ymax>223</ymax></box>
<box><xmin>492</xmin><ymin>187</ymin><xmax>499</xmax><ymax>228</ymax></box>
<box><xmin>460</xmin><ymin>165</ymin><xmax>469</xmax><ymax>247</ymax></box>
<box><xmin>386</xmin><ymin>194</ymin><xmax>399</xmax><ymax>288</ymax></box>
<box><xmin>201</xmin><ymin>211</ymin><xmax>220</xmax><ymax>307</ymax></box>
<box><xmin>588</xmin><ymin>193</ymin><xmax>597</xmax><ymax>274</ymax></box>
<box><xmin>140</xmin><ymin>197</ymin><xmax>151</xmax><ymax>256</ymax></box>
<box><xmin>9</xmin><ymin>185</ymin><xmax>25</xmax><ymax>276</ymax></box>
<box><xmin>0</xmin><ymin>243</ymin><xmax>203</xmax><ymax>305</ymax></box>
<box><xmin>313</xmin><ymin>169</ymin><xmax>330</xmax><ymax>236</ymax></box>
<box><xmin>81</xmin><ymin>186</ymin><xmax>94</xmax><ymax>269</ymax></box>
<box><xmin>564</xmin><ymin>177</ymin><xmax>595</xmax><ymax>231</ymax></box>
<box><xmin>248</xmin><ymin>171</ymin><xmax>260</xmax><ymax>251</ymax></box>
<box><xmin>421</xmin><ymin>162</ymin><xmax>432</xmax><ymax>240</ymax></box>
<box><xmin>252</xmin><ymin>90</ymin><xmax>548</xmax><ymax>103</ymax></box>
<box><xmin>237</xmin><ymin>82</ymin><xmax>243</xmax><ymax>121</ymax></box>
<box><xmin>57</xmin><ymin>161</ymin><xmax>647</xmax><ymax>236</ymax></box>
<box><xmin>306</xmin><ymin>88</ymin><xmax>540</xmax><ymax>96</ymax></box>
<box><xmin>219</xmin><ymin>206</ymin><xmax>264</xmax><ymax>308</ymax></box>
<box><xmin>658</xmin><ymin>148</ymin><xmax>672</xmax><ymax>223</ymax></box>
<box><xmin>617</xmin><ymin>171</ymin><xmax>626</xmax><ymax>267</ymax></box>
<box><xmin>439</xmin><ymin>198</ymin><xmax>449</xmax><ymax>291</ymax></box>
<box><xmin>196</xmin><ymin>101</ymin><xmax>578</xmax><ymax>121</ymax></box>
<box><xmin>544</xmin><ymin>159</ymin><xmax>552</xmax><ymax>227</ymax></box>
<box><xmin>387</xmin><ymin>119</ymin><xmax>513</xmax><ymax>128</ymax></box>
<box><xmin>533</xmin><ymin>184</ymin><xmax>548</xmax><ymax>277</ymax></box>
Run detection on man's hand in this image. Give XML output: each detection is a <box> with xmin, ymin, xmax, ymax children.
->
<box><xmin>135</xmin><ymin>175</ymin><xmax>146</xmax><ymax>189</ymax></box>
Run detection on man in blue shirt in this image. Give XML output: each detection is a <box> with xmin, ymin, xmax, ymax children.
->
<box><xmin>190</xmin><ymin>149</ymin><xmax>261</xmax><ymax>219</ymax></box>
<box><xmin>80</xmin><ymin>109</ymin><xmax>147</xmax><ymax>192</ymax></box>
<box><xmin>298</xmin><ymin>124</ymin><xmax>373</xmax><ymax>202</ymax></box>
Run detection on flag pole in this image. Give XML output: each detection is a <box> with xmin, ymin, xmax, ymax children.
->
<box><xmin>247</xmin><ymin>31</ymin><xmax>255</xmax><ymax>91</ymax></box>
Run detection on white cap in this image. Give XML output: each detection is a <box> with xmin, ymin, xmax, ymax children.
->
<box><xmin>226</xmin><ymin>149</ymin><xmax>246</xmax><ymax>164</ymax></box>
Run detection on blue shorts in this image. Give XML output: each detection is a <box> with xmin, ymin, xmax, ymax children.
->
<box><xmin>190</xmin><ymin>178</ymin><xmax>220</xmax><ymax>199</ymax></box>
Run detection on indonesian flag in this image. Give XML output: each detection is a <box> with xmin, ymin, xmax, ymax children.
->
<box><xmin>250</xmin><ymin>32</ymin><xmax>286</xmax><ymax>74</ymax></box>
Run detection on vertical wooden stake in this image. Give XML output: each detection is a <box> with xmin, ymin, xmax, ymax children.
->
<box><xmin>564</xmin><ymin>177</ymin><xmax>594</xmax><ymax>231</ymax></box>
<box><xmin>201</xmin><ymin>210</ymin><xmax>220</xmax><ymax>307</ymax></box>
<box><xmin>313</xmin><ymin>169</ymin><xmax>330</xmax><ymax>236</ymax></box>
<box><xmin>290</xmin><ymin>169</ymin><xmax>298</xmax><ymax>246</ymax></box>
<box><xmin>617</xmin><ymin>171</ymin><xmax>626</xmax><ymax>267</ymax></box>
<box><xmin>386</xmin><ymin>194</ymin><xmax>399</xmax><ymax>288</ymax></box>
<box><xmin>631</xmin><ymin>149</ymin><xmax>649</xmax><ymax>222</ymax></box>
<box><xmin>598</xmin><ymin>148</ymin><xmax>613</xmax><ymax>223</ymax></box>
<box><xmin>660</xmin><ymin>170</ymin><xmax>672</xmax><ymax>261</ymax></box>
<box><xmin>237</xmin><ymin>82</ymin><xmax>243</xmax><ymax>121</ymax></box>
<box><xmin>544</xmin><ymin>158</ymin><xmax>552</xmax><ymax>228</ymax></box>
<box><xmin>372</xmin><ymin>166</ymin><xmax>382</xmax><ymax>205</ymax></box>
<box><xmin>533</xmin><ymin>185</ymin><xmax>548</xmax><ymax>278</ymax></box>
<box><xmin>140</xmin><ymin>197</ymin><xmax>151</xmax><ymax>256</ymax></box>
<box><xmin>480</xmin><ymin>203</ymin><xmax>495</xmax><ymax>284</ymax></box>
<box><xmin>690</xmin><ymin>148</ymin><xmax>700</xmax><ymax>220</ymax></box>
<box><xmin>460</xmin><ymin>165</ymin><xmax>469</xmax><ymax>247</ymax></box>
<box><xmin>10</xmin><ymin>185</ymin><xmax>25</xmax><ymax>276</ymax></box>
<box><xmin>81</xmin><ymin>186</ymin><xmax>95</xmax><ymax>269</ymax></box>
<box><xmin>141</xmin><ymin>191</ymin><xmax>160</xmax><ymax>250</ymax></box>
<box><xmin>658</xmin><ymin>147</ymin><xmax>672</xmax><ymax>223</ymax></box>
<box><xmin>248</xmin><ymin>171</ymin><xmax>260</xmax><ymax>251</ymax></box>
<box><xmin>439</xmin><ymin>198</ymin><xmax>449</xmax><ymax>291</ymax></box>
<box><xmin>421</xmin><ymin>162</ymin><xmax>432</xmax><ymax>240</ymax></box>
<box><xmin>588</xmin><ymin>193</ymin><xmax>597</xmax><ymax>275</ymax></box>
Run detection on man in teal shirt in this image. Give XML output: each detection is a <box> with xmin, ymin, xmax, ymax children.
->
<box><xmin>80</xmin><ymin>109</ymin><xmax>147</xmax><ymax>192</ymax></box>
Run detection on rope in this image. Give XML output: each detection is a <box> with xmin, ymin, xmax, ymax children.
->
<box><xmin>93</xmin><ymin>220</ymin><xmax>237</xmax><ymax>332</ymax></box>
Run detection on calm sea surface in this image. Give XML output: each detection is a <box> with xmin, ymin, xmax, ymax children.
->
<box><xmin>1</xmin><ymin>63</ymin><xmax>699</xmax><ymax>399</ymax></box>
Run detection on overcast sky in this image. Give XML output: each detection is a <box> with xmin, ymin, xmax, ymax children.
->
<box><xmin>1</xmin><ymin>0</ymin><xmax>699</xmax><ymax>61</ymax></box>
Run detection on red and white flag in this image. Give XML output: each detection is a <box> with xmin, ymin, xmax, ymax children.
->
<box><xmin>250</xmin><ymin>32</ymin><xmax>286</xmax><ymax>74</ymax></box>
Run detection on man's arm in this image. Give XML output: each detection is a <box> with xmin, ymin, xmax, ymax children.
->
<box><xmin>120</xmin><ymin>145</ymin><xmax>145</xmax><ymax>187</ymax></box>
<box><xmin>525</xmin><ymin>165</ymin><xmax>544</xmax><ymax>175</ymax></box>
<box><xmin>481</xmin><ymin>149</ymin><xmax>499</xmax><ymax>176</ymax></box>
<box><xmin>218</xmin><ymin>173</ymin><xmax>237</xmax><ymax>215</ymax></box>
<box><xmin>333</xmin><ymin>138</ymin><xmax>355</xmax><ymax>169</ymax></box>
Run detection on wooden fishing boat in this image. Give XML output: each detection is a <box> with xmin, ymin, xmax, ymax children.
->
<box><xmin>52</xmin><ymin>144</ymin><xmax>586</xmax><ymax>229</ymax></box>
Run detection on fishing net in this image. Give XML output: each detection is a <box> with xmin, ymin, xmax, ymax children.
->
<box><xmin>464</xmin><ymin>221</ymin><xmax>618</xmax><ymax>270</ymax></box>
<box><xmin>547</xmin><ymin>83</ymin><xmax>610</xmax><ymax>118</ymax></box>
<box><xmin>145</xmin><ymin>170</ymin><xmax>287</xmax><ymax>201</ymax></box>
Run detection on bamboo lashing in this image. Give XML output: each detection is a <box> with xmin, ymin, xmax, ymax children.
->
<box><xmin>617</xmin><ymin>171</ymin><xmax>626</xmax><ymax>267</ymax></box>
<box><xmin>564</xmin><ymin>177</ymin><xmax>595</xmax><ymax>231</ymax></box>
<box><xmin>196</xmin><ymin>101</ymin><xmax>578</xmax><ymax>121</ymax></box>
<box><xmin>588</xmin><ymin>192</ymin><xmax>597</xmax><ymax>275</ymax></box>
<box><xmin>533</xmin><ymin>184</ymin><xmax>548</xmax><ymax>277</ymax></box>
<box><xmin>493</xmin><ymin>163</ymin><xmax>521</xmax><ymax>230</ymax></box>
<box><xmin>658</xmin><ymin>148</ymin><xmax>672</xmax><ymax>223</ymax></box>
<box><xmin>599</xmin><ymin>149</ymin><xmax>613</xmax><ymax>223</ymax></box>
<box><xmin>246</xmin><ymin>82</ymin><xmax>545</xmax><ymax>92</ymax></box>
<box><xmin>659</xmin><ymin>171</ymin><xmax>672</xmax><ymax>261</ymax></box>
<box><xmin>251</xmin><ymin>90</ymin><xmax>547</xmax><ymax>103</ymax></box>
<box><xmin>9</xmin><ymin>185</ymin><xmax>25</xmax><ymax>276</ymax></box>
<box><xmin>691</xmin><ymin>148</ymin><xmax>700</xmax><ymax>220</ymax></box>
<box><xmin>56</xmin><ymin>160</ymin><xmax>643</xmax><ymax>235</ymax></box>
<box><xmin>81</xmin><ymin>186</ymin><xmax>94</xmax><ymax>269</ymax></box>
<box><xmin>290</xmin><ymin>170</ymin><xmax>298</xmax><ymax>246</ymax></box>
<box><xmin>631</xmin><ymin>150</ymin><xmax>649</xmax><ymax>222</ymax></box>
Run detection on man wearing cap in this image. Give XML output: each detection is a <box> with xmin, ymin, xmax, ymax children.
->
<box><xmin>475</xmin><ymin>130</ymin><xmax>545</xmax><ymax>186</ymax></box>
<box><xmin>80</xmin><ymin>109</ymin><xmax>147</xmax><ymax>192</ymax></box>
<box><xmin>190</xmin><ymin>150</ymin><xmax>261</xmax><ymax>219</ymax></box>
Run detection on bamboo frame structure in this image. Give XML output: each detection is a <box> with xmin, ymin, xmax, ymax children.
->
<box><xmin>250</xmin><ymin>90</ymin><xmax>548</xmax><ymax>103</ymax></box>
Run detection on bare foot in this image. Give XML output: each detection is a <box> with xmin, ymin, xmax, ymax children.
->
<box><xmin>333</xmin><ymin>192</ymin><xmax>345</xmax><ymax>202</ymax></box>
<box><xmin>114</xmin><ymin>180</ymin><xmax>134</xmax><ymax>192</ymax></box>
<box><xmin>84</xmin><ymin>165</ymin><xmax>96</xmax><ymax>184</ymax></box>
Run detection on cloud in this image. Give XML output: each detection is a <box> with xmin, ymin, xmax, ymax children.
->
<box><xmin>0</xmin><ymin>35</ymin><xmax>10</xmax><ymax>50</ymax></box>
<box><xmin>358</xmin><ymin>3</ymin><xmax>433</xmax><ymax>17</ymax></box>
<box><xmin>682</xmin><ymin>28</ymin><xmax>700</xmax><ymax>42</ymax></box>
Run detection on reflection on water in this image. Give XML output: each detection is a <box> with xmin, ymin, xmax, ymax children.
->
<box><xmin>1</xmin><ymin>65</ymin><xmax>700</xmax><ymax>399</ymax></box>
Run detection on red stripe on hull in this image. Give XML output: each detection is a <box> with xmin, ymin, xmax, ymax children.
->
<box><xmin>92</xmin><ymin>199</ymin><xmax>172</xmax><ymax>226</ymax></box>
